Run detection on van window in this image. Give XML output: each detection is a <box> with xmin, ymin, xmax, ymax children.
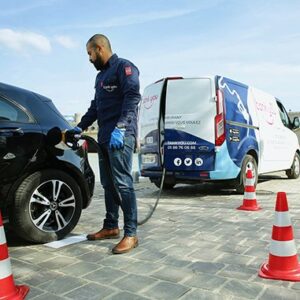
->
<box><xmin>277</xmin><ymin>101</ymin><xmax>290</xmax><ymax>128</ymax></box>
<box><xmin>0</xmin><ymin>97</ymin><xmax>31</xmax><ymax>123</ymax></box>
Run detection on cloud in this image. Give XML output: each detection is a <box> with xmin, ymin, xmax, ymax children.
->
<box><xmin>54</xmin><ymin>35</ymin><xmax>77</xmax><ymax>49</ymax></box>
<box><xmin>0</xmin><ymin>28</ymin><xmax>51</xmax><ymax>53</ymax></box>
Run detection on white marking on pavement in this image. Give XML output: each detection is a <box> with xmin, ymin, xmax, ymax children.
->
<box><xmin>44</xmin><ymin>234</ymin><xmax>87</xmax><ymax>249</ymax></box>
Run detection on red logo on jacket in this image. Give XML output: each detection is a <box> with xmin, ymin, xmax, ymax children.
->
<box><xmin>125</xmin><ymin>66</ymin><xmax>132</xmax><ymax>76</ymax></box>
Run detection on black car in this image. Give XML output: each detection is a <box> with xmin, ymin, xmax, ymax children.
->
<box><xmin>0</xmin><ymin>82</ymin><xmax>95</xmax><ymax>243</ymax></box>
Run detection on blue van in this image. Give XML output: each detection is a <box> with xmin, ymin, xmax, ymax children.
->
<box><xmin>138</xmin><ymin>76</ymin><xmax>300</xmax><ymax>192</ymax></box>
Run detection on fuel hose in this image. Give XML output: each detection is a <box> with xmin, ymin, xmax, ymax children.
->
<box><xmin>77</xmin><ymin>134</ymin><xmax>165</xmax><ymax>225</ymax></box>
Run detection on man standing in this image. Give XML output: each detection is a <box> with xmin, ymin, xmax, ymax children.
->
<box><xmin>75</xmin><ymin>34</ymin><xmax>141</xmax><ymax>254</ymax></box>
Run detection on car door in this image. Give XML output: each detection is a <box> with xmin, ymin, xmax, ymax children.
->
<box><xmin>0</xmin><ymin>96</ymin><xmax>42</xmax><ymax>183</ymax></box>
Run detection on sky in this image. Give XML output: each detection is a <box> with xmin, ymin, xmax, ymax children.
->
<box><xmin>1</xmin><ymin>0</ymin><xmax>300</xmax><ymax>115</ymax></box>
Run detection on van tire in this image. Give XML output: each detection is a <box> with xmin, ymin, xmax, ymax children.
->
<box><xmin>235</xmin><ymin>154</ymin><xmax>258</xmax><ymax>194</ymax></box>
<box><xmin>286</xmin><ymin>152</ymin><xmax>300</xmax><ymax>179</ymax></box>
<box><xmin>153</xmin><ymin>179</ymin><xmax>175</xmax><ymax>190</ymax></box>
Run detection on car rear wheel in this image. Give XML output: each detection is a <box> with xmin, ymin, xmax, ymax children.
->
<box><xmin>286</xmin><ymin>152</ymin><xmax>300</xmax><ymax>179</ymax></box>
<box><xmin>10</xmin><ymin>169</ymin><xmax>82</xmax><ymax>243</ymax></box>
<box><xmin>235</xmin><ymin>154</ymin><xmax>258</xmax><ymax>194</ymax></box>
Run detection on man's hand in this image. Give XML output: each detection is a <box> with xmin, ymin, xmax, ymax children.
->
<box><xmin>64</xmin><ymin>126</ymin><xmax>82</xmax><ymax>144</ymax></box>
<box><xmin>68</xmin><ymin>126</ymin><xmax>82</xmax><ymax>135</ymax></box>
<box><xmin>109</xmin><ymin>127</ymin><xmax>125</xmax><ymax>150</ymax></box>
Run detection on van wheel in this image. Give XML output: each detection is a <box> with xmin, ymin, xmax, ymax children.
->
<box><xmin>235</xmin><ymin>155</ymin><xmax>258</xmax><ymax>194</ymax></box>
<box><xmin>286</xmin><ymin>153</ymin><xmax>300</xmax><ymax>179</ymax></box>
<box><xmin>153</xmin><ymin>179</ymin><xmax>175</xmax><ymax>190</ymax></box>
<box><xmin>10</xmin><ymin>169</ymin><xmax>82</xmax><ymax>243</ymax></box>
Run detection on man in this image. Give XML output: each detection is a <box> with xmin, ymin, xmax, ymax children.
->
<box><xmin>74</xmin><ymin>34</ymin><xmax>141</xmax><ymax>254</ymax></box>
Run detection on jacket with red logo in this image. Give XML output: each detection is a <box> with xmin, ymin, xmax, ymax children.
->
<box><xmin>78</xmin><ymin>54</ymin><xmax>141</xmax><ymax>143</ymax></box>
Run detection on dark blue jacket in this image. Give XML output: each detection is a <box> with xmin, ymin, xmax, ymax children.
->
<box><xmin>78</xmin><ymin>54</ymin><xmax>141</xmax><ymax>144</ymax></box>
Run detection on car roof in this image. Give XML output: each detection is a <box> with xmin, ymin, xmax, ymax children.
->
<box><xmin>0</xmin><ymin>82</ymin><xmax>51</xmax><ymax>104</ymax></box>
<box><xmin>0</xmin><ymin>82</ymin><xmax>69</xmax><ymax>128</ymax></box>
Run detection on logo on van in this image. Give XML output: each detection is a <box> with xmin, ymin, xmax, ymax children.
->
<box><xmin>142</xmin><ymin>95</ymin><xmax>158</xmax><ymax>109</ymax></box>
<box><xmin>256</xmin><ymin>101</ymin><xmax>276</xmax><ymax>125</ymax></box>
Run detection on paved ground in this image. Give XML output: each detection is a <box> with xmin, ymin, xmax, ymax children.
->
<box><xmin>5</xmin><ymin>172</ymin><xmax>300</xmax><ymax>299</ymax></box>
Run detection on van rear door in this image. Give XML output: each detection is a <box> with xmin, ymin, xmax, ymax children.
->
<box><xmin>163</xmin><ymin>77</ymin><xmax>216</xmax><ymax>173</ymax></box>
<box><xmin>139</xmin><ymin>79</ymin><xmax>165</xmax><ymax>171</ymax></box>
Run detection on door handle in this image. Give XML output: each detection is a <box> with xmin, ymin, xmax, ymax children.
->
<box><xmin>0</xmin><ymin>128</ymin><xmax>24</xmax><ymax>137</ymax></box>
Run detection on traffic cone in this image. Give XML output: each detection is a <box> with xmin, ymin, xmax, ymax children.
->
<box><xmin>237</xmin><ymin>169</ymin><xmax>261</xmax><ymax>211</ymax></box>
<box><xmin>259</xmin><ymin>192</ymin><xmax>300</xmax><ymax>281</ymax></box>
<box><xmin>0</xmin><ymin>211</ymin><xmax>30</xmax><ymax>299</ymax></box>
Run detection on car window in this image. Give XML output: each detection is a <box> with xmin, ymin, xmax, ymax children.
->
<box><xmin>276</xmin><ymin>100</ymin><xmax>290</xmax><ymax>128</ymax></box>
<box><xmin>0</xmin><ymin>96</ymin><xmax>31</xmax><ymax>123</ymax></box>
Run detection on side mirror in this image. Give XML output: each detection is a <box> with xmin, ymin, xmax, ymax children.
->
<box><xmin>293</xmin><ymin>117</ymin><xmax>300</xmax><ymax>128</ymax></box>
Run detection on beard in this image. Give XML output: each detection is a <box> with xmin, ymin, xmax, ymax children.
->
<box><xmin>91</xmin><ymin>53</ymin><xmax>105</xmax><ymax>71</ymax></box>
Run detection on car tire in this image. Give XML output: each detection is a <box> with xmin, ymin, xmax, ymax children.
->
<box><xmin>286</xmin><ymin>152</ymin><xmax>300</xmax><ymax>179</ymax></box>
<box><xmin>235</xmin><ymin>154</ymin><xmax>258</xmax><ymax>194</ymax></box>
<box><xmin>10</xmin><ymin>169</ymin><xmax>82</xmax><ymax>243</ymax></box>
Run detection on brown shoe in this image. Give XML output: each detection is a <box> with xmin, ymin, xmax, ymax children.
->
<box><xmin>112</xmin><ymin>236</ymin><xmax>138</xmax><ymax>254</ymax></box>
<box><xmin>86</xmin><ymin>228</ymin><xmax>120</xmax><ymax>240</ymax></box>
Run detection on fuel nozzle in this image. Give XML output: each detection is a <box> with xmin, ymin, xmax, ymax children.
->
<box><xmin>62</xmin><ymin>129</ymin><xmax>82</xmax><ymax>150</ymax></box>
<box><xmin>46</xmin><ymin>126</ymin><xmax>82</xmax><ymax>150</ymax></box>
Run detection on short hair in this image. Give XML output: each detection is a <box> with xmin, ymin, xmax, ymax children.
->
<box><xmin>86</xmin><ymin>34</ymin><xmax>112</xmax><ymax>52</ymax></box>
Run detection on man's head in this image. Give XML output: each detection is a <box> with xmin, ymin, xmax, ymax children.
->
<box><xmin>86</xmin><ymin>34</ymin><xmax>112</xmax><ymax>70</ymax></box>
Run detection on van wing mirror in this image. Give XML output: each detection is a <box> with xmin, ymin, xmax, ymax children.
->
<box><xmin>293</xmin><ymin>116</ymin><xmax>300</xmax><ymax>128</ymax></box>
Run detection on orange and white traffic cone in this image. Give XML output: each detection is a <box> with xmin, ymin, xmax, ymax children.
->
<box><xmin>237</xmin><ymin>169</ymin><xmax>261</xmax><ymax>211</ymax></box>
<box><xmin>0</xmin><ymin>211</ymin><xmax>30</xmax><ymax>299</ymax></box>
<box><xmin>259</xmin><ymin>192</ymin><xmax>300</xmax><ymax>281</ymax></box>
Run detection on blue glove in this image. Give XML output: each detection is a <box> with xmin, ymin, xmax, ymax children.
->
<box><xmin>69</xmin><ymin>126</ymin><xmax>82</xmax><ymax>134</ymax></box>
<box><xmin>109</xmin><ymin>127</ymin><xmax>125</xmax><ymax>150</ymax></box>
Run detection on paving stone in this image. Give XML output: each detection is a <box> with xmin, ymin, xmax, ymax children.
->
<box><xmin>151</xmin><ymin>265</ymin><xmax>193</xmax><ymax>283</ymax></box>
<box><xmin>21</xmin><ymin>270</ymin><xmax>62</xmax><ymax>287</ymax></box>
<box><xmin>64</xmin><ymin>282</ymin><xmax>116</xmax><ymax>300</ymax></box>
<box><xmin>133</xmin><ymin>249</ymin><xmax>167</xmax><ymax>262</ymax></box>
<box><xmin>38</xmin><ymin>275</ymin><xmax>87</xmax><ymax>295</ymax></box>
<box><xmin>220</xmin><ymin>279</ymin><xmax>264</xmax><ymax>299</ymax></box>
<box><xmin>142</xmin><ymin>281</ymin><xmax>190</xmax><ymax>300</ymax></box>
<box><xmin>10</xmin><ymin>259</ymin><xmax>41</xmax><ymax>279</ymax></box>
<box><xmin>119</xmin><ymin>260</ymin><xmax>162</xmax><ymax>275</ymax></box>
<box><xmin>114</xmin><ymin>274</ymin><xmax>157</xmax><ymax>293</ymax></box>
<box><xmin>61</xmin><ymin>261</ymin><xmax>101</xmax><ymax>277</ymax></box>
<box><xmin>158</xmin><ymin>256</ymin><xmax>192</xmax><ymax>268</ymax></box>
<box><xmin>18</xmin><ymin>286</ymin><xmax>45</xmax><ymax>299</ymax></box>
<box><xmin>29</xmin><ymin>293</ymin><xmax>66</xmax><ymax>300</ymax></box>
<box><xmin>77</xmin><ymin>251</ymin><xmax>107</xmax><ymax>263</ymax></box>
<box><xmin>217</xmin><ymin>264</ymin><xmax>257</xmax><ymax>280</ymax></box>
<box><xmin>182</xmin><ymin>272</ymin><xmax>227</xmax><ymax>291</ymax></box>
<box><xmin>16</xmin><ymin>251</ymin><xmax>51</xmax><ymax>264</ymax></box>
<box><xmin>188</xmin><ymin>261</ymin><xmax>226</xmax><ymax>274</ymax></box>
<box><xmin>180</xmin><ymin>288</ymin><xmax>232</xmax><ymax>300</ymax></box>
<box><xmin>83</xmin><ymin>267</ymin><xmax>127</xmax><ymax>285</ymax></box>
<box><xmin>187</xmin><ymin>248</ymin><xmax>224</xmax><ymax>261</ymax></box>
<box><xmin>261</xmin><ymin>285</ymin><xmax>300</xmax><ymax>300</ymax></box>
<box><xmin>105</xmin><ymin>290</ymin><xmax>151</xmax><ymax>300</ymax></box>
<box><xmin>99</xmin><ymin>254</ymin><xmax>137</xmax><ymax>270</ymax></box>
<box><xmin>37</xmin><ymin>256</ymin><xmax>78</xmax><ymax>270</ymax></box>
<box><xmin>215</xmin><ymin>253</ymin><xmax>254</xmax><ymax>265</ymax></box>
